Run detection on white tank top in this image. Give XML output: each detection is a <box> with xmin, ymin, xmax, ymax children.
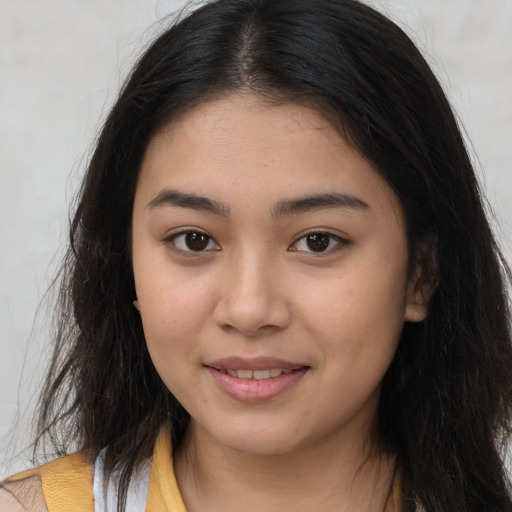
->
<box><xmin>92</xmin><ymin>449</ymin><xmax>151</xmax><ymax>512</ymax></box>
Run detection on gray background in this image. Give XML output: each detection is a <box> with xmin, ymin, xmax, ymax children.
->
<box><xmin>1</xmin><ymin>0</ymin><xmax>511</xmax><ymax>475</ymax></box>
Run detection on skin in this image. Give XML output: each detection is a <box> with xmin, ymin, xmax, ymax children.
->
<box><xmin>0</xmin><ymin>476</ymin><xmax>47</xmax><ymax>512</ymax></box>
<box><xmin>132</xmin><ymin>92</ymin><xmax>428</xmax><ymax>512</ymax></box>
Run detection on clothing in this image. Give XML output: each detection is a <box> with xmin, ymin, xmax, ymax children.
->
<box><xmin>93</xmin><ymin>447</ymin><xmax>151</xmax><ymax>511</ymax></box>
<box><xmin>6</xmin><ymin>430</ymin><xmax>399</xmax><ymax>511</ymax></box>
<box><xmin>6</xmin><ymin>429</ymin><xmax>186</xmax><ymax>512</ymax></box>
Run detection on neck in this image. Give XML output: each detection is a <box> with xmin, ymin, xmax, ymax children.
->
<box><xmin>173</xmin><ymin>422</ymin><xmax>395</xmax><ymax>512</ymax></box>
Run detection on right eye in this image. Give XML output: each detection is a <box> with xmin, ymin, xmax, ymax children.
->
<box><xmin>166</xmin><ymin>230</ymin><xmax>221</xmax><ymax>253</ymax></box>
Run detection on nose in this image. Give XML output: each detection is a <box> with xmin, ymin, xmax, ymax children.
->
<box><xmin>212</xmin><ymin>251</ymin><xmax>292</xmax><ymax>336</ymax></box>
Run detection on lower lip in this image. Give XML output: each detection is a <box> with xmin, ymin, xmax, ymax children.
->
<box><xmin>207</xmin><ymin>367</ymin><xmax>309</xmax><ymax>403</ymax></box>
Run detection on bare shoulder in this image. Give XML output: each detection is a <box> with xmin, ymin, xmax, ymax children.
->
<box><xmin>0</xmin><ymin>476</ymin><xmax>48</xmax><ymax>512</ymax></box>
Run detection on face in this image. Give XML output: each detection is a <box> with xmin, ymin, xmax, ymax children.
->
<box><xmin>132</xmin><ymin>93</ymin><xmax>426</xmax><ymax>457</ymax></box>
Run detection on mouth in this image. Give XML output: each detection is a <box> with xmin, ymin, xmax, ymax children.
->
<box><xmin>205</xmin><ymin>359</ymin><xmax>310</xmax><ymax>403</ymax></box>
<box><xmin>216</xmin><ymin>368</ymin><xmax>298</xmax><ymax>380</ymax></box>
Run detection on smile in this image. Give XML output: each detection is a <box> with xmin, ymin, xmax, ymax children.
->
<box><xmin>207</xmin><ymin>364</ymin><xmax>309</xmax><ymax>403</ymax></box>
<box><xmin>220</xmin><ymin>368</ymin><xmax>295</xmax><ymax>380</ymax></box>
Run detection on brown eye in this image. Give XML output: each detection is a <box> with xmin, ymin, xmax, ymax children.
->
<box><xmin>169</xmin><ymin>231</ymin><xmax>220</xmax><ymax>253</ymax></box>
<box><xmin>306</xmin><ymin>233</ymin><xmax>330</xmax><ymax>252</ymax></box>
<box><xmin>290</xmin><ymin>231</ymin><xmax>347</xmax><ymax>255</ymax></box>
<box><xmin>185</xmin><ymin>232</ymin><xmax>210</xmax><ymax>251</ymax></box>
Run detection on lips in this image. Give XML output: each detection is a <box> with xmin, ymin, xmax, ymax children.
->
<box><xmin>205</xmin><ymin>357</ymin><xmax>309</xmax><ymax>403</ymax></box>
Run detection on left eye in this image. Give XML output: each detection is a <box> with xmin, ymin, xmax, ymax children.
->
<box><xmin>168</xmin><ymin>231</ymin><xmax>220</xmax><ymax>252</ymax></box>
<box><xmin>291</xmin><ymin>232</ymin><xmax>346</xmax><ymax>254</ymax></box>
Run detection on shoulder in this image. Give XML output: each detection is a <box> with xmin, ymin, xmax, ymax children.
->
<box><xmin>0</xmin><ymin>475</ymin><xmax>48</xmax><ymax>512</ymax></box>
<box><xmin>2</xmin><ymin>451</ymin><xmax>94</xmax><ymax>512</ymax></box>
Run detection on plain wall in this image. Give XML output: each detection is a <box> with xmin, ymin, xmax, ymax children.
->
<box><xmin>1</xmin><ymin>0</ymin><xmax>511</xmax><ymax>475</ymax></box>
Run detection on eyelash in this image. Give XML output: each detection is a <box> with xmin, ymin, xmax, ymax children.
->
<box><xmin>164</xmin><ymin>230</ymin><xmax>221</xmax><ymax>255</ymax></box>
<box><xmin>289</xmin><ymin>231</ymin><xmax>349</xmax><ymax>255</ymax></box>
<box><xmin>163</xmin><ymin>229</ymin><xmax>349</xmax><ymax>256</ymax></box>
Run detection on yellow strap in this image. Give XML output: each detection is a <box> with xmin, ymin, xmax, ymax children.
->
<box><xmin>384</xmin><ymin>472</ymin><xmax>401</xmax><ymax>512</ymax></box>
<box><xmin>146</xmin><ymin>429</ymin><xmax>187</xmax><ymax>511</ymax></box>
<box><xmin>7</xmin><ymin>451</ymin><xmax>94</xmax><ymax>512</ymax></box>
<box><xmin>6</xmin><ymin>429</ymin><xmax>185</xmax><ymax>512</ymax></box>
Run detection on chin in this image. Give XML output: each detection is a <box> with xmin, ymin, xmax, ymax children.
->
<box><xmin>224</xmin><ymin>435</ymin><xmax>300</xmax><ymax>457</ymax></box>
<box><xmin>202</xmin><ymin>420</ymin><xmax>308</xmax><ymax>457</ymax></box>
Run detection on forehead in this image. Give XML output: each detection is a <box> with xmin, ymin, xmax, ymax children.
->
<box><xmin>144</xmin><ymin>93</ymin><xmax>341</xmax><ymax>165</ymax></box>
<box><xmin>136</xmin><ymin>93</ymin><xmax>402</xmax><ymax>223</ymax></box>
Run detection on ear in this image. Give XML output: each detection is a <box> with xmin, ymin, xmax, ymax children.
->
<box><xmin>133</xmin><ymin>299</ymin><xmax>140</xmax><ymax>311</ymax></box>
<box><xmin>404</xmin><ymin>234</ymin><xmax>437</xmax><ymax>323</ymax></box>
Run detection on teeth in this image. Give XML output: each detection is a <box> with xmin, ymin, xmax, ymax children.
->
<box><xmin>237</xmin><ymin>369</ymin><xmax>253</xmax><ymax>379</ymax></box>
<box><xmin>223</xmin><ymin>368</ymin><xmax>296</xmax><ymax>380</ymax></box>
<box><xmin>253</xmin><ymin>369</ymin><xmax>270</xmax><ymax>380</ymax></box>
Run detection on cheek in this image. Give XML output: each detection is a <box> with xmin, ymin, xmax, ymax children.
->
<box><xmin>139</xmin><ymin>281</ymin><xmax>211</xmax><ymax>341</ymax></box>
<box><xmin>137</xmin><ymin>281</ymin><xmax>207</xmax><ymax>395</ymax></box>
<box><xmin>299</xmin><ymin>252</ymin><xmax>408</xmax><ymax>365</ymax></box>
<box><xmin>303</xmin><ymin>263</ymin><xmax>406</xmax><ymax>326</ymax></box>
<box><xmin>134</xmin><ymin>262</ymin><xmax>218</xmax><ymax>365</ymax></box>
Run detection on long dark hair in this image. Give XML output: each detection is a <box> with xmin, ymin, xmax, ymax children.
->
<box><xmin>35</xmin><ymin>0</ymin><xmax>512</xmax><ymax>510</ymax></box>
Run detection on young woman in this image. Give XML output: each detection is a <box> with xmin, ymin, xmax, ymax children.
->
<box><xmin>2</xmin><ymin>0</ymin><xmax>511</xmax><ymax>511</ymax></box>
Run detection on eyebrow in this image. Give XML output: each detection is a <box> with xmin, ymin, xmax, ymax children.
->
<box><xmin>272</xmin><ymin>192</ymin><xmax>370</xmax><ymax>218</ymax></box>
<box><xmin>147</xmin><ymin>189</ymin><xmax>230</xmax><ymax>217</ymax></box>
<box><xmin>146</xmin><ymin>189</ymin><xmax>369</xmax><ymax>218</ymax></box>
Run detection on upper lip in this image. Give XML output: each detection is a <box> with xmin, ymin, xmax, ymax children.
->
<box><xmin>205</xmin><ymin>356</ymin><xmax>307</xmax><ymax>371</ymax></box>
